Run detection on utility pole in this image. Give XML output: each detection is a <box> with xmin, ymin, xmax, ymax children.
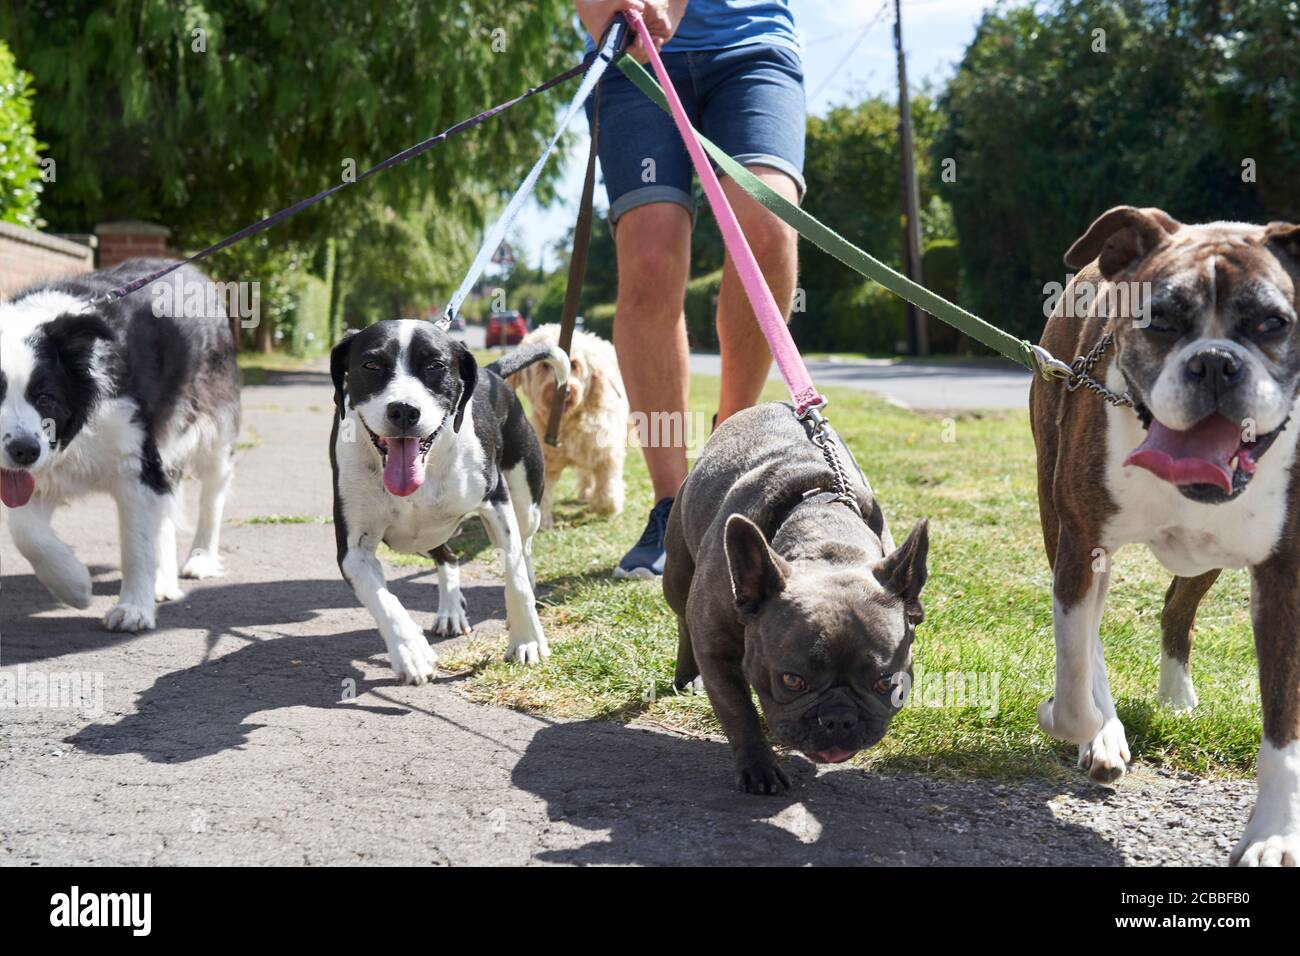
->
<box><xmin>894</xmin><ymin>0</ymin><xmax>929</xmax><ymax>356</ymax></box>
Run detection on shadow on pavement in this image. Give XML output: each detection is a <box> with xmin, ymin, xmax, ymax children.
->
<box><xmin>67</xmin><ymin>626</ymin><xmax>414</xmax><ymax>762</ymax></box>
<box><xmin>1</xmin><ymin>567</ymin><xmax>507</xmax><ymax>667</ymax></box>
<box><xmin>512</xmin><ymin>719</ymin><xmax>1125</xmax><ymax>866</ymax></box>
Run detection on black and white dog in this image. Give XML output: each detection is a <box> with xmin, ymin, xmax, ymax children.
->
<box><xmin>0</xmin><ymin>260</ymin><xmax>240</xmax><ymax>631</ymax></box>
<box><xmin>330</xmin><ymin>319</ymin><xmax>566</xmax><ymax>684</ymax></box>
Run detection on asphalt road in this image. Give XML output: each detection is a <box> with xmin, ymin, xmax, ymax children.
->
<box><xmin>688</xmin><ymin>353</ymin><xmax>1031</xmax><ymax>410</ymax></box>
<box><xmin>0</xmin><ymin>363</ymin><xmax>1249</xmax><ymax>866</ymax></box>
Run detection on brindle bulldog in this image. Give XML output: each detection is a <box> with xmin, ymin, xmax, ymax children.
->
<box><xmin>1031</xmin><ymin>205</ymin><xmax>1300</xmax><ymax>866</ymax></box>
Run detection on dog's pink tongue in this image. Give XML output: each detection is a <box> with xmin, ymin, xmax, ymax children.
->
<box><xmin>382</xmin><ymin>438</ymin><xmax>424</xmax><ymax>497</ymax></box>
<box><xmin>1124</xmin><ymin>414</ymin><xmax>1243</xmax><ymax>494</ymax></box>
<box><xmin>0</xmin><ymin>469</ymin><xmax>35</xmax><ymax>508</ymax></box>
<box><xmin>814</xmin><ymin>748</ymin><xmax>857</xmax><ymax>764</ymax></box>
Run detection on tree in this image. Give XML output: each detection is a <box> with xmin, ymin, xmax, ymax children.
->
<box><xmin>935</xmin><ymin>0</ymin><xmax>1300</xmax><ymax>342</ymax></box>
<box><xmin>0</xmin><ymin>0</ymin><xmax>584</xmax><ymax>312</ymax></box>
<box><xmin>799</xmin><ymin>93</ymin><xmax>954</xmax><ymax>353</ymax></box>
<box><xmin>0</xmin><ymin>39</ymin><xmax>44</xmax><ymax>228</ymax></box>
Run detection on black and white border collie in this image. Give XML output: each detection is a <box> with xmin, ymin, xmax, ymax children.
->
<box><xmin>330</xmin><ymin>319</ymin><xmax>566</xmax><ymax>684</ymax></box>
<box><xmin>0</xmin><ymin>260</ymin><xmax>240</xmax><ymax>632</ymax></box>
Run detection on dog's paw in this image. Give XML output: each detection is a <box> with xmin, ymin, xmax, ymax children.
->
<box><xmin>389</xmin><ymin>635</ymin><xmax>439</xmax><ymax>686</ymax></box>
<box><xmin>674</xmin><ymin>675</ymin><xmax>705</xmax><ymax>696</ymax></box>
<box><xmin>103</xmin><ymin>602</ymin><xmax>156</xmax><ymax>633</ymax></box>
<box><xmin>1077</xmin><ymin>716</ymin><xmax>1130</xmax><ymax>784</ymax></box>
<box><xmin>1037</xmin><ymin>696</ymin><xmax>1104</xmax><ymax>745</ymax></box>
<box><xmin>36</xmin><ymin>558</ymin><xmax>93</xmax><ymax>609</ymax></box>
<box><xmin>430</xmin><ymin>599</ymin><xmax>471</xmax><ymax>639</ymax></box>
<box><xmin>504</xmin><ymin>635</ymin><xmax>550</xmax><ymax>666</ymax></box>
<box><xmin>180</xmin><ymin>549</ymin><xmax>223</xmax><ymax>580</ymax></box>
<box><xmin>734</xmin><ymin>751</ymin><xmax>790</xmax><ymax>796</ymax></box>
<box><xmin>155</xmin><ymin>579</ymin><xmax>185</xmax><ymax>603</ymax></box>
<box><xmin>1231</xmin><ymin>829</ymin><xmax>1300</xmax><ymax>867</ymax></box>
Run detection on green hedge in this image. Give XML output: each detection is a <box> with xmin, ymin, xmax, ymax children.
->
<box><xmin>0</xmin><ymin>40</ymin><xmax>44</xmax><ymax>228</ymax></box>
<box><xmin>284</xmin><ymin>273</ymin><xmax>331</xmax><ymax>356</ymax></box>
<box><xmin>684</xmin><ymin>269</ymin><xmax>723</xmax><ymax>350</ymax></box>
<box><xmin>579</xmin><ymin>268</ymin><xmax>723</xmax><ymax>348</ymax></box>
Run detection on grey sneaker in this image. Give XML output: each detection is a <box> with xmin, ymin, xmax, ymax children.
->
<box><xmin>614</xmin><ymin>497</ymin><xmax>673</xmax><ymax>579</ymax></box>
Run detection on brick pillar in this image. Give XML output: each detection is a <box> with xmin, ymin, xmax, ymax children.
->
<box><xmin>94</xmin><ymin>221</ymin><xmax>171</xmax><ymax>269</ymax></box>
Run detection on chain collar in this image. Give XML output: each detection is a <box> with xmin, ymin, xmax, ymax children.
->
<box><xmin>1028</xmin><ymin>332</ymin><xmax>1134</xmax><ymax>408</ymax></box>
<box><xmin>798</xmin><ymin>405</ymin><xmax>862</xmax><ymax>517</ymax></box>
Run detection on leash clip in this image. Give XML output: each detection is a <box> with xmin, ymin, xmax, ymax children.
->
<box><xmin>1027</xmin><ymin>344</ymin><xmax>1074</xmax><ymax>382</ymax></box>
<box><xmin>797</xmin><ymin>397</ymin><xmax>829</xmax><ymax>426</ymax></box>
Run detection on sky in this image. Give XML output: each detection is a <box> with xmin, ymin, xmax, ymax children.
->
<box><xmin>509</xmin><ymin>0</ymin><xmax>998</xmax><ymax>271</ymax></box>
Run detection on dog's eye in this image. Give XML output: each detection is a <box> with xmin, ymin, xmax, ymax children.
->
<box><xmin>1144</xmin><ymin>314</ymin><xmax>1179</xmax><ymax>334</ymax></box>
<box><xmin>780</xmin><ymin>673</ymin><xmax>807</xmax><ymax>692</ymax></box>
<box><xmin>873</xmin><ymin>675</ymin><xmax>895</xmax><ymax>695</ymax></box>
<box><xmin>1254</xmin><ymin>315</ymin><xmax>1287</xmax><ymax>335</ymax></box>
<box><xmin>34</xmin><ymin>393</ymin><xmax>56</xmax><ymax>409</ymax></box>
<box><xmin>426</xmin><ymin>361</ymin><xmax>447</xmax><ymax>372</ymax></box>
<box><xmin>362</xmin><ymin>360</ymin><xmax>382</xmax><ymax>371</ymax></box>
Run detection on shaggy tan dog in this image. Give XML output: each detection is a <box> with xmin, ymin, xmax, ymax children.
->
<box><xmin>509</xmin><ymin>324</ymin><xmax>629</xmax><ymax>526</ymax></box>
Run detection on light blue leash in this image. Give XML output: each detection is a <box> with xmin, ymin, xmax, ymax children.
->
<box><xmin>439</xmin><ymin>21</ymin><xmax>628</xmax><ymax>329</ymax></box>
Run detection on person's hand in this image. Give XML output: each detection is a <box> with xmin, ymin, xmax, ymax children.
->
<box><xmin>636</xmin><ymin>0</ymin><xmax>689</xmax><ymax>61</ymax></box>
<box><xmin>574</xmin><ymin>0</ymin><xmax>688</xmax><ymax>63</ymax></box>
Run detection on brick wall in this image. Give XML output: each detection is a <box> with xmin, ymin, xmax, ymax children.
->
<box><xmin>0</xmin><ymin>222</ymin><xmax>96</xmax><ymax>299</ymax></box>
<box><xmin>94</xmin><ymin>220</ymin><xmax>171</xmax><ymax>269</ymax></box>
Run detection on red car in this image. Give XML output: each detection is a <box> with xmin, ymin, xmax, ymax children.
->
<box><xmin>486</xmin><ymin>310</ymin><xmax>528</xmax><ymax>347</ymax></box>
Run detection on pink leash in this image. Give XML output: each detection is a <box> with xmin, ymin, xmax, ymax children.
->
<box><xmin>625</xmin><ymin>11</ymin><xmax>824</xmax><ymax>416</ymax></box>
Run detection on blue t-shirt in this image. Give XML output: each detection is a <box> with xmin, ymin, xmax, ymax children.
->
<box><xmin>584</xmin><ymin>1</ymin><xmax>800</xmax><ymax>55</ymax></box>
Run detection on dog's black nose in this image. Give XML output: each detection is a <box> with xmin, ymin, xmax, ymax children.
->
<box><xmin>386</xmin><ymin>402</ymin><xmax>421</xmax><ymax>432</ymax></box>
<box><xmin>1185</xmin><ymin>347</ymin><xmax>1244</xmax><ymax>393</ymax></box>
<box><xmin>5</xmin><ymin>435</ymin><xmax>41</xmax><ymax>468</ymax></box>
<box><xmin>816</xmin><ymin>706</ymin><xmax>858</xmax><ymax>733</ymax></box>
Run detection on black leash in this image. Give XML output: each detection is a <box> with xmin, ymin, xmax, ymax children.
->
<box><xmin>544</xmin><ymin>83</ymin><xmax>602</xmax><ymax>447</ymax></box>
<box><xmin>89</xmin><ymin>60</ymin><xmax>589</xmax><ymax>306</ymax></box>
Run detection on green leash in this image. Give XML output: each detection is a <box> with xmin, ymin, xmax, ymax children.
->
<box><xmin>617</xmin><ymin>58</ymin><xmax>1041</xmax><ymax>374</ymax></box>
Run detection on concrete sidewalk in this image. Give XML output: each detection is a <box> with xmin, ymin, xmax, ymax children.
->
<box><xmin>0</xmin><ymin>366</ymin><xmax>1245</xmax><ymax>865</ymax></box>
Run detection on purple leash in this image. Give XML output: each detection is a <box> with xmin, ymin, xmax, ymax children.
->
<box><xmin>90</xmin><ymin>60</ymin><xmax>589</xmax><ymax>306</ymax></box>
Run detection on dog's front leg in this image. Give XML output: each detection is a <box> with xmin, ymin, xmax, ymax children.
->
<box><xmin>429</xmin><ymin>544</ymin><xmax>470</xmax><ymax>638</ymax></box>
<box><xmin>341</xmin><ymin>539</ymin><xmax>438</xmax><ymax>685</ymax></box>
<box><xmin>1077</xmin><ymin>630</ymin><xmax>1130</xmax><ymax>783</ymax></box>
<box><xmin>696</xmin><ymin>642</ymin><xmax>789</xmax><ymax>794</ymax></box>
<box><xmin>7</xmin><ymin>496</ymin><xmax>93</xmax><ymax>609</ymax></box>
<box><xmin>479</xmin><ymin>496</ymin><xmax>548</xmax><ymax>665</ymax></box>
<box><xmin>1037</xmin><ymin>537</ymin><xmax>1107</xmax><ymax>745</ymax></box>
<box><xmin>155</xmin><ymin>500</ymin><xmax>184</xmax><ymax>603</ymax></box>
<box><xmin>1232</xmin><ymin>558</ymin><xmax>1300</xmax><ymax>866</ymax></box>
<box><xmin>104</xmin><ymin>481</ymin><xmax>165</xmax><ymax>632</ymax></box>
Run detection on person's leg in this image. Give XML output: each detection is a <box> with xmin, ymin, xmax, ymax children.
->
<box><xmin>588</xmin><ymin>52</ymin><xmax>697</xmax><ymax>577</ymax></box>
<box><xmin>613</xmin><ymin>201</ymin><xmax>693</xmax><ymax>500</ymax></box>
<box><xmin>697</xmin><ymin>42</ymin><xmax>807</xmax><ymax>425</ymax></box>
<box><xmin>715</xmin><ymin>169</ymin><xmax>800</xmax><ymax>424</ymax></box>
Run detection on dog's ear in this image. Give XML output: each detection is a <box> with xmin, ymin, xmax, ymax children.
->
<box><xmin>45</xmin><ymin>313</ymin><xmax>113</xmax><ymax>356</ymax></box>
<box><xmin>725</xmin><ymin>513</ymin><xmax>790</xmax><ymax>614</ymax></box>
<box><xmin>1265</xmin><ymin>222</ymin><xmax>1300</xmax><ymax>267</ymax></box>
<box><xmin>873</xmin><ymin>519</ymin><xmax>929</xmax><ymax>625</ymax></box>
<box><xmin>1064</xmin><ymin>206</ymin><xmax>1181</xmax><ymax>278</ymax></box>
<box><xmin>451</xmin><ymin>339</ymin><xmax>477</xmax><ymax>433</ymax></box>
<box><xmin>329</xmin><ymin>330</ymin><xmax>358</xmax><ymax>420</ymax></box>
<box><xmin>570</xmin><ymin>352</ymin><xmax>596</xmax><ymax>406</ymax></box>
<box><xmin>44</xmin><ymin>312</ymin><xmax>113</xmax><ymax>389</ymax></box>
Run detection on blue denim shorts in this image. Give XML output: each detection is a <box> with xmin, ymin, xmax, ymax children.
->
<box><xmin>587</xmin><ymin>43</ymin><xmax>806</xmax><ymax>225</ymax></box>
